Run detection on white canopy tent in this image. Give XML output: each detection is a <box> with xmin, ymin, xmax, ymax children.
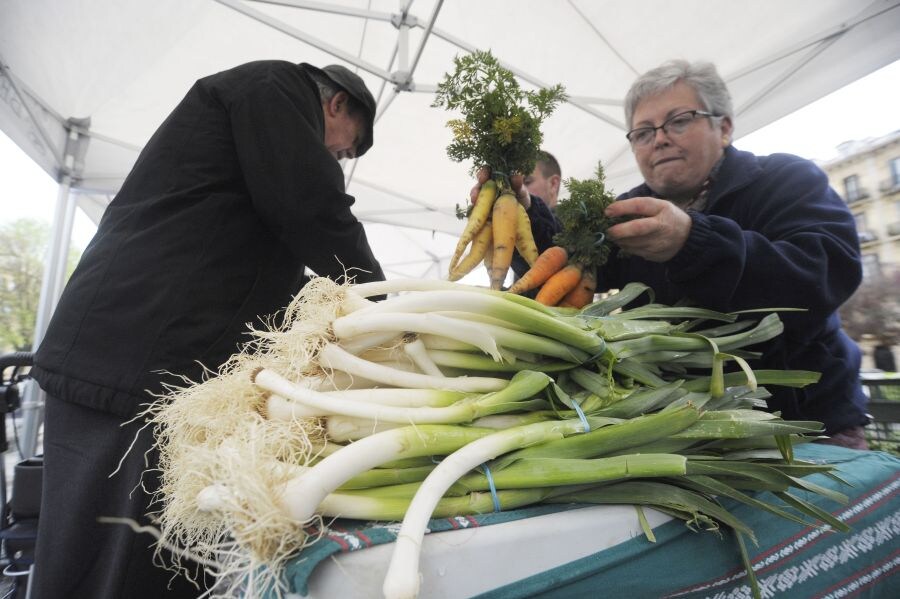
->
<box><xmin>1</xmin><ymin>0</ymin><xmax>899</xmax><ymax>455</ymax></box>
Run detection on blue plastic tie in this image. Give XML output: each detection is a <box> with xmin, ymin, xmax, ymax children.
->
<box><xmin>572</xmin><ymin>399</ymin><xmax>591</xmax><ymax>432</ymax></box>
<box><xmin>481</xmin><ymin>464</ymin><xmax>502</xmax><ymax>512</ymax></box>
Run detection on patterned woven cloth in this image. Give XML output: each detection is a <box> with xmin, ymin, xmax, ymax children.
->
<box><xmin>280</xmin><ymin>444</ymin><xmax>899</xmax><ymax>598</ymax></box>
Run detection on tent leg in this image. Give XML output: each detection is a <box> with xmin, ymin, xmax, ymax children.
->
<box><xmin>20</xmin><ymin>176</ymin><xmax>77</xmax><ymax>459</ymax></box>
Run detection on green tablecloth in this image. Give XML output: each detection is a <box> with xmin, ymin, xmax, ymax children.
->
<box><xmin>284</xmin><ymin>445</ymin><xmax>900</xmax><ymax>597</ymax></box>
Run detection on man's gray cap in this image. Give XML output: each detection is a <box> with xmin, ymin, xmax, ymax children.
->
<box><xmin>302</xmin><ymin>63</ymin><xmax>376</xmax><ymax>156</ymax></box>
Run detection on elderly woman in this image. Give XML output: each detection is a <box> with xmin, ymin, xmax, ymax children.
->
<box><xmin>603</xmin><ymin>59</ymin><xmax>869</xmax><ymax>449</ymax></box>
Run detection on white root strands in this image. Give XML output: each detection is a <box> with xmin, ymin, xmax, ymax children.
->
<box><xmin>144</xmin><ymin>277</ymin><xmax>355</xmax><ymax>597</ymax></box>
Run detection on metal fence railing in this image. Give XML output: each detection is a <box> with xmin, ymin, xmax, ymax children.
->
<box><xmin>860</xmin><ymin>374</ymin><xmax>900</xmax><ymax>452</ymax></box>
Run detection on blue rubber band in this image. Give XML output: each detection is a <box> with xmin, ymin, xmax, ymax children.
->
<box><xmin>572</xmin><ymin>399</ymin><xmax>591</xmax><ymax>432</ymax></box>
<box><xmin>481</xmin><ymin>464</ymin><xmax>502</xmax><ymax>512</ymax></box>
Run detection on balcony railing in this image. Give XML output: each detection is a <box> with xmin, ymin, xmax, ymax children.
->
<box><xmin>879</xmin><ymin>179</ymin><xmax>900</xmax><ymax>194</ymax></box>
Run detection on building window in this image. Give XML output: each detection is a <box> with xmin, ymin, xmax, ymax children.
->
<box><xmin>855</xmin><ymin>212</ymin><xmax>878</xmax><ymax>243</ymax></box>
<box><xmin>891</xmin><ymin>157</ymin><xmax>900</xmax><ymax>186</ymax></box>
<box><xmin>888</xmin><ymin>201</ymin><xmax>900</xmax><ymax>236</ymax></box>
<box><xmin>844</xmin><ymin>174</ymin><xmax>862</xmax><ymax>202</ymax></box>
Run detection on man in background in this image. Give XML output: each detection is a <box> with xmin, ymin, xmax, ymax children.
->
<box><xmin>524</xmin><ymin>150</ymin><xmax>563</xmax><ymax>210</ymax></box>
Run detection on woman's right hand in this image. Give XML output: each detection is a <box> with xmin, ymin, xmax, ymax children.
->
<box><xmin>470</xmin><ymin>167</ymin><xmax>531</xmax><ymax>209</ymax></box>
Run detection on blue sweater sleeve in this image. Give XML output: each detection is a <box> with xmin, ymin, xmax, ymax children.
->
<box><xmin>511</xmin><ymin>194</ymin><xmax>561</xmax><ymax>278</ymax></box>
<box><xmin>665</xmin><ymin>155</ymin><xmax>861</xmax><ymax>333</ymax></box>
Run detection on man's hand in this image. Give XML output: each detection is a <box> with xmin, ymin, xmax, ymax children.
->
<box><xmin>470</xmin><ymin>167</ymin><xmax>531</xmax><ymax>210</ymax></box>
<box><xmin>604</xmin><ymin>197</ymin><xmax>692</xmax><ymax>262</ymax></box>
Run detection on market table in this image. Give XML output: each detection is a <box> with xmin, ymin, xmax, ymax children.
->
<box><xmin>283</xmin><ymin>445</ymin><xmax>899</xmax><ymax>598</ymax></box>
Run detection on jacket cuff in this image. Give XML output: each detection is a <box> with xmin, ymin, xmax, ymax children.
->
<box><xmin>667</xmin><ymin>210</ymin><xmax>712</xmax><ymax>282</ymax></box>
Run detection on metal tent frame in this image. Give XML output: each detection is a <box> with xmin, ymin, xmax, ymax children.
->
<box><xmin>2</xmin><ymin>0</ymin><xmax>899</xmax><ymax>457</ymax></box>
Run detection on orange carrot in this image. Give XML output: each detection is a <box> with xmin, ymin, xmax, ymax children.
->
<box><xmin>558</xmin><ymin>269</ymin><xmax>597</xmax><ymax>309</ymax></box>
<box><xmin>507</xmin><ymin>246</ymin><xmax>568</xmax><ymax>294</ymax></box>
<box><xmin>450</xmin><ymin>180</ymin><xmax>498</xmax><ymax>273</ymax></box>
<box><xmin>514</xmin><ymin>203</ymin><xmax>539</xmax><ymax>266</ymax></box>
<box><xmin>535</xmin><ymin>263</ymin><xmax>583</xmax><ymax>306</ymax></box>
<box><xmin>489</xmin><ymin>191</ymin><xmax>519</xmax><ymax>289</ymax></box>
<box><xmin>449</xmin><ymin>219</ymin><xmax>493</xmax><ymax>281</ymax></box>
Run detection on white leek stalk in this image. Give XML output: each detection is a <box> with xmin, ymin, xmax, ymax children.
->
<box><xmin>382</xmin><ymin>419</ymin><xmax>587</xmax><ymax>599</ymax></box>
<box><xmin>274</xmin><ymin>425</ymin><xmax>493</xmax><ymax>523</ymax></box>
<box><xmin>333</xmin><ymin>312</ymin><xmax>503</xmax><ymax>361</ymax></box>
<box><xmin>343</xmin><ymin>290</ymin><xmax>604</xmax><ymax>354</ymax></box>
<box><xmin>254</xmin><ymin>369</ymin><xmax>550</xmax><ymax>424</ymax></box>
<box><xmin>402</xmin><ymin>338</ymin><xmax>445</xmax><ymax>376</ymax></box>
<box><xmin>317</xmin><ymin>343</ymin><xmax>508</xmax><ymax>392</ymax></box>
<box><xmin>326</xmin><ymin>415</ymin><xmax>402</xmax><ymax>442</ymax></box>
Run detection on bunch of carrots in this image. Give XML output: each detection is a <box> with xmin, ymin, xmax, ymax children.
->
<box><xmin>509</xmin><ymin>163</ymin><xmax>618</xmax><ymax>309</ymax></box>
<box><xmin>433</xmin><ymin>50</ymin><xmax>565</xmax><ymax>289</ymax></box>
<box><xmin>448</xmin><ymin>170</ymin><xmax>540</xmax><ymax>289</ymax></box>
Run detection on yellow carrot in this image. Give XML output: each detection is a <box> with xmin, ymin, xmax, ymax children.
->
<box><xmin>558</xmin><ymin>269</ymin><xmax>597</xmax><ymax>309</ymax></box>
<box><xmin>535</xmin><ymin>263</ymin><xmax>583</xmax><ymax>306</ymax></box>
<box><xmin>514</xmin><ymin>203</ymin><xmax>539</xmax><ymax>266</ymax></box>
<box><xmin>449</xmin><ymin>219</ymin><xmax>493</xmax><ymax>281</ymax></box>
<box><xmin>489</xmin><ymin>192</ymin><xmax>519</xmax><ymax>289</ymax></box>
<box><xmin>507</xmin><ymin>246</ymin><xmax>568</xmax><ymax>294</ymax></box>
<box><xmin>450</xmin><ymin>180</ymin><xmax>498</xmax><ymax>273</ymax></box>
<box><xmin>483</xmin><ymin>228</ymin><xmax>494</xmax><ymax>273</ymax></box>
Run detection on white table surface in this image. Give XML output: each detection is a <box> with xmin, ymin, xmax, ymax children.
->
<box><xmin>303</xmin><ymin>504</ymin><xmax>672</xmax><ymax>598</ymax></box>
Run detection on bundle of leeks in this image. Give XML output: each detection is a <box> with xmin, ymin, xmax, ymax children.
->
<box><xmin>146</xmin><ymin>278</ymin><xmax>843</xmax><ymax>599</ymax></box>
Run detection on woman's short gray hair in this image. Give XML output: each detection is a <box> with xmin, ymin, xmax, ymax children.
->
<box><xmin>624</xmin><ymin>60</ymin><xmax>733</xmax><ymax>129</ymax></box>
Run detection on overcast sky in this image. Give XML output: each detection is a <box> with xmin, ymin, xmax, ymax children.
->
<box><xmin>1</xmin><ymin>59</ymin><xmax>898</xmax><ymax>249</ymax></box>
<box><xmin>736</xmin><ymin>59</ymin><xmax>900</xmax><ymax>160</ymax></box>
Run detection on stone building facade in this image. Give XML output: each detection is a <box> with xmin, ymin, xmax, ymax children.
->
<box><xmin>820</xmin><ymin>130</ymin><xmax>900</xmax><ymax>371</ymax></box>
